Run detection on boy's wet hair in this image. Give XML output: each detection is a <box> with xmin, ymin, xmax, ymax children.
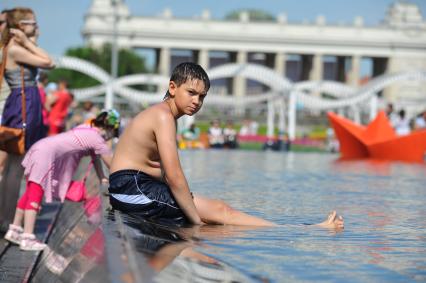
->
<box><xmin>164</xmin><ymin>62</ymin><xmax>210</xmax><ymax>99</ymax></box>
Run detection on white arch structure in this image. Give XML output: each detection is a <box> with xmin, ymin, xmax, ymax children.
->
<box><xmin>54</xmin><ymin>57</ymin><xmax>426</xmax><ymax>140</ymax></box>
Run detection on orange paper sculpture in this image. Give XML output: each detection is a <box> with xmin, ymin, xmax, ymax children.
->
<box><xmin>328</xmin><ymin>111</ymin><xmax>426</xmax><ymax>162</ymax></box>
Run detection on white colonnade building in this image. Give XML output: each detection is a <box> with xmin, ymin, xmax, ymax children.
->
<box><xmin>82</xmin><ymin>0</ymin><xmax>426</xmax><ymax>104</ymax></box>
<box><xmin>77</xmin><ymin>0</ymin><xmax>426</xmax><ymax>139</ymax></box>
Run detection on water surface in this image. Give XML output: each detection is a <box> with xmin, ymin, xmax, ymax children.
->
<box><xmin>175</xmin><ymin>150</ymin><xmax>426</xmax><ymax>282</ymax></box>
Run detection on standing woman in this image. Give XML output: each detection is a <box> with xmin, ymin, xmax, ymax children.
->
<box><xmin>0</xmin><ymin>9</ymin><xmax>10</xmax><ymax>118</ymax></box>
<box><xmin>1</xmin><ymin>7</ymin><xmax>55</xmax><ymax>148</ymax></box>
<box><xmin>0</xmin><ymin>7</ymin><xmax>55</xmax><ymax>232</ymax></box>
<box><xmin>0</xmin><ymin>9</ymin><xmax>11</xmax><ymax>176</ymax></box>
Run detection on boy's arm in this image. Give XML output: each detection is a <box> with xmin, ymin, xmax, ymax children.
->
<box><xmin>100</xmin><ymin>154</ymin><xmax>112</xmax><ymax>169</ymax></box>
<box><xmin>155</xmin><ymin>114</ymin><xmax>202</xmax><ymax>225</ymax></box>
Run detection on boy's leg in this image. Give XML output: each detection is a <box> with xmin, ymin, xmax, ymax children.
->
<box><xmin>315</xmin><ymin>211</ymin><xmax>344</xmax><ymax>229</ymax></box>
<box><xmin>193</xmin><ymin>194</ymin><xmax>277</xmax><ymax>226</ymax></box>
<box><xmin>193</xmin><ymin>195</ymin><xmax>344</xmax><ymax>229</ymax></box>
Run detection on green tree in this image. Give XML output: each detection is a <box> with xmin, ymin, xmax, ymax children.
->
<box><xmin>48</xmin><ymin>44</ymin><xmax>148</xmax><ymax>89</ymax></box>
<box><xmin>225</xmin><ymin>9</ymin><xmax>276</xmax><ymax>22</ymax></box>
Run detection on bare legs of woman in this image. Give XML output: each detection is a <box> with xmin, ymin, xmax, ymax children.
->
<box><xmin>193</xmin><ymin>195</ymin><xmax>344</xmax><ymax>229</ymax></box>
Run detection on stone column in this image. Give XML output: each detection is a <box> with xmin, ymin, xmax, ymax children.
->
<box><xmin>267</xmin><ymin>99</ymin><xmax>275</xmax><ymax>139</ymax></box>
<box><xmin>309</xmin><ymin>54</ymin><xmax>323</xmax><ymax>101</ymax></box>
<box><xmin>277</xmin><ymin>98</ymin><xmax>286</xmax><ymax>134</ymax></box>
<box><xmin>158</xmin><ymin>47</ymin><xmax>170</xmax><ymax>94</ymax></box>
<box><xmin>197</xmin><ymin>49</ymin><xmax>209</xmax><ymax>70</ymax></box>
<box><xmin>382</xmin><ymin>57</ymin><xmax>404</xmax><ymax>101</ymax></box>
<box><xmin>309</xmin><ymin>53</ymin><xmax>323</xmax><ymax>81</ymax></box>
<box><xmin>233</xmin><ymin>50</ymin><xmax>247</xmax><ymax>97</ymax></box>
<box><xmin>347</xmin><ymin>55</ymin><xmax>360</xmax><ymax>86</ymax></box>
<box><xmin>274</xmin><ymin>52</ymin><xmax>286</xmax><ymax>77</ymax></box>
<box><xmin>158</xmin><ymin>47</ymin><xmax>171</xmax><ymax>77</ymax></box>
<box><xmin>288</xmin><ymin>91</ymin><xmax>297</xmax><ymax>141</ymax></box>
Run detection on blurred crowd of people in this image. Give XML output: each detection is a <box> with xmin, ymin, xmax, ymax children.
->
<box><xmin>178</xmin><ymin>119</ymin><xmax>240</xmax><ymax>149</ymax></box>
<box><xmin>208</xmin><ymin>118</ymin><xmax>263</xmax><ymax>149</ymax></box>
<box><xmin>207</xmin><ymin>120</ymin><xmax>239</xmax><ymax>149</ymax></box>
<box><xmin>178</xmin><ymin>118</ymin><xmax>292</xmax><ymax>152</ymax></box>
<box><xmin>386</xmin><ymin>103</ymin><xmax>426</xmax><ymax>135</ymax></box>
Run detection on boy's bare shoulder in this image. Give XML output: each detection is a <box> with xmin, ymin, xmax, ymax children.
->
<box><xmin>141</xmin><ymin>102</ymin><xmax>173</xmax><ymax>122</ymax></box>
<box><xmin>129</xmin><ymin>102</ymin><xmax>173</xmax><ymax>131</ymax></box>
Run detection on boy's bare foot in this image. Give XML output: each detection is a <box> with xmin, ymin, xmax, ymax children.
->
<box><xmin>316</xmin><ymin>211</ymin><xmax>344</xmax><ymax>230</ymax></box>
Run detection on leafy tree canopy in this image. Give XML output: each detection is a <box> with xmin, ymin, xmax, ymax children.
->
<box><xmin>225</xmin><ymin>9</ymin><xmax>276</xmax><ymax>22</ymax></box>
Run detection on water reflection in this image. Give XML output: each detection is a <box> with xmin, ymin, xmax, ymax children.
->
<box><xmin>121</xmin><ymin>214</ymin><xmax>266</xmax><ymax>282</ymax></box>
<box><xmin>30</xmin><ymin>171</ymin><xmax>108</xmax><ymax>283</ymax></box>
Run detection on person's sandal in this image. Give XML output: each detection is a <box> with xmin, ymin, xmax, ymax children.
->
<box><xmin>20</xmin><ymin>233</ymin><xmax>47</xmax><ymax>251</ymax></box>
<box><xmin>4</xmin><ymin>224</ymin><xmax>23</xmax><ymax>245</ymax></box>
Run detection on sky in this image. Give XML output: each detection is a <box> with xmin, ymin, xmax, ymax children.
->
<box><xmin>2</xmin><ymin>0</ymin><xmax>426</xmax><ymax>57</ymax></box>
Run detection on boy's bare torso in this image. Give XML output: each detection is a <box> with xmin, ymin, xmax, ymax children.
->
<box><xmin>111</xmin><ymin>102</ymin><xmax>174</xmax><ymax>180</ymax></box>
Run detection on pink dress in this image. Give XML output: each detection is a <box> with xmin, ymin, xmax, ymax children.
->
<box><xmin>22</xmin><ymin>125</ymin><xmax>112</xmax><ymax>203</ymax></box>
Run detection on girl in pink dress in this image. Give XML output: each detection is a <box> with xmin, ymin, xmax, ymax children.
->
<box><xmin>4</xmin><ymin>109</ymin><xmax>120</xmax><ymax>251</ymax></box>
